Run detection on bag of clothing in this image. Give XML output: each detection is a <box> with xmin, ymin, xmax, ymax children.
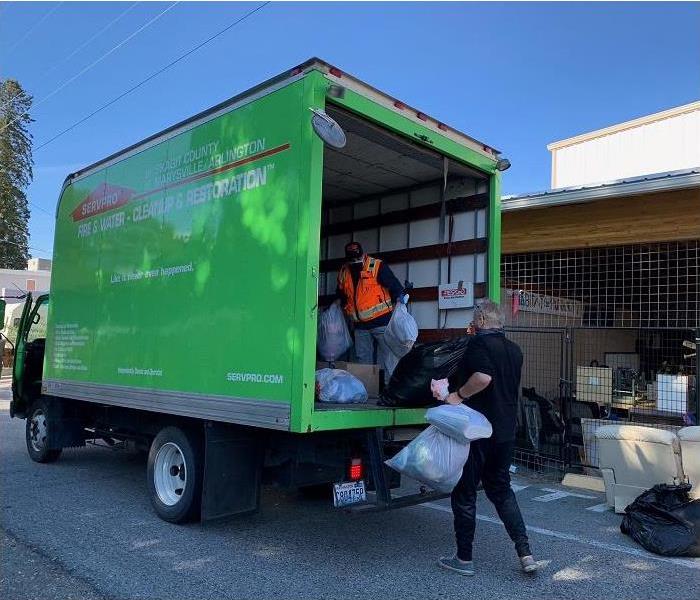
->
<box><xmin>317</xmin><ymin>303</ymin><xmax>352</xmax><ymax>362</ymax></box>
<box><xmin>315</xmin><ymin>368</ymin><xmax>368</xmax><ymax>404</ymax></box>
<box><xmin>385</xmin><ymin>425</ymin><xmax>469</xmax><ymax>493</ymax></box>
<box><xmin>384</xmin><ymin>303</ymin><xmax>418</xmax><ymax>359</ymax></box>
<box><xmin>379</xmin><ymin>337</ymin><xmax>471</xmax><ymax>408</ymax></box>
<box><xmin>426</xmin><ymin>404</ymin><xmax>493</xmax><ymax>445</ymax></box>
<box><xmin>620</xmin><ymin>483</ymin><xmax>700</xmax><ymax>557</ymax></box>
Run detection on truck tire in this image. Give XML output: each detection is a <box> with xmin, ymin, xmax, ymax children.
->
<box><xmin>25</xmin><ymin>399</ymin><xmax>63</xmax><ymax>463</ymax></box>
<box><xmin>147</xmin><ymin>426</ymin><xmax>203</xmax><ymax>523</ymax></box>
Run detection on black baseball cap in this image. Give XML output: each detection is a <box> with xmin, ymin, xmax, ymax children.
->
<box><xmin>344</xmin><ymin>241</ymin><xmax>364</xmax><ymax>260</ymax></box>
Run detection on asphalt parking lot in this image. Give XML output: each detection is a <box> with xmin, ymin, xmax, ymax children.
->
<box><xmin>1</xmin><ymin>378</ymin><xmax>698</xmax><ymax>600</ymax></box>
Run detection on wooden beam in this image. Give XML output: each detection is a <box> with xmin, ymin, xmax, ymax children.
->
<box><xmin>318</xmin><ymin>282</ymin><xmax>486</xmax><ymax>307</ymax></box>
<box><xmin>502</xmin><ymin>188</ymin><xmax>700</xmax><ymax>254</ymax></box>
<box><xmin>320</xmin><ymin>238</ymin><xmax>487</xmax><ymax>273</ymax></box>
<box><xmin>321</xmin><ymin>194</ymin><xmax>488</xmax><ymax>237</ymax></box>
<box><xmin>323</xmin><ymin>178</ymin><xmax>443</xmax><ymax>210</ymax></box>
<box><xmin>417</xmin><ymin>329</ymin><xmax>468</xmax><ymax>343</ymax></box>
<box><xmin>409</xmin><ymin>282</ymin><xmax>487</xmax><ymax>302</ymax></box>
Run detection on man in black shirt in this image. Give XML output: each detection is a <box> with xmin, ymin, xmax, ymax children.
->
<box><xmin>435</xmin><ymin>300</ymin><xmax>537</xmax><ymax>576</ymax></box>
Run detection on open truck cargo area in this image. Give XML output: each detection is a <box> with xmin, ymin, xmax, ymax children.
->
<box><xmin>10</xmin><ymin>58</ymin><xmax>502</xmax><ymax>522</ymax></box>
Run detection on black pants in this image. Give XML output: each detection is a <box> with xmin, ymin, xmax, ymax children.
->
<box><xmin>450</xmin><ymin>437</ymin><xmax>531</xmax><ymax>561</ymax></box>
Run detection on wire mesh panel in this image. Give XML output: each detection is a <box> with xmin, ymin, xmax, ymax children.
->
<box><xmin>502</xmin><ymin>239</ymin><xmax>700</xmax><ymax>473</ymax></box>
<box><xmin>569</xmin><ymin>327</ymin><xmax>697</xmax><ymax>468</ymax></box>
<box><xmin>505</xmin><ymin>327</ymin><xmax>567</xmax><ymax>465</ymax></box>
<box><xmin>502</xmin><ymin>240</ymin><xmax>700</xmax><ymax>329</ymax></box>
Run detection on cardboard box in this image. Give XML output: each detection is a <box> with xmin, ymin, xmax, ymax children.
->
<box><xmin>316</xmin><ymin>360</ymin><xmax>382</xmax><ymax>397</ymax></box>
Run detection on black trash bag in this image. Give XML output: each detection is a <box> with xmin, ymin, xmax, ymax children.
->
<box><xmin>620</xmin><ymin>483</ymin><xmax>700</xmax><ymax>557</ymax></box>
<box><xmin>379</xmin><ymin>336</ymin><xmax>471</xmax><ymax>408</ymax></box>
<box><xmin>522</xmin><ymin>387</ymin><xmax>565</xmax><ymax>436</ymax></box>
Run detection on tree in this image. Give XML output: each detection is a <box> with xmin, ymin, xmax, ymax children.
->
<box><xmin>0</xmin><ymin>79</ymin><xmax>33</xmax><ymax>269</ymax></box>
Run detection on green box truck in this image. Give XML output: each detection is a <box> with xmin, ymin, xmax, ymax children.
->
<box><xmin>10</xmin><ymin>58</ymin><xmax>505</xmax><ymax>522</ymax></box>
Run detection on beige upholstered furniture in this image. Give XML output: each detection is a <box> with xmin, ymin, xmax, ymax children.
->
<box><xmin>679</xmin><ymin>426</ymin><xmax>700</xmax><ymax>500</ymax></box>
<box><xmin>595</xmin><ymin>425</ymin><xmax>684</xmax><ymax>513</ymax></box>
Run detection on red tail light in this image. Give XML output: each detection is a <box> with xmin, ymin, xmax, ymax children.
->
<box><xmin>329</xmin><ymin>67</ymin><xmax>343</xmax><ymax>78</ymax></box>
<box><xmin>394</xmin><ymin>100</ymin><xmax>406</xmax><ymax>110</ymax></box>
<box><xmin>349</xmin><ymin>458</ymin><xmax>363</xmax><ymax>480</ymax></box>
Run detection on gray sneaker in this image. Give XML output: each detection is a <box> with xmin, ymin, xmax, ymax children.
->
<box><xmin>438</xmin><ymin>555</ymin><xmax>475</xmax><ymax>576</ymax></box>
<box><xmin>520</xmin><ymin>555</ymin><xmax>538</xmax><ymax>573</ymax></box>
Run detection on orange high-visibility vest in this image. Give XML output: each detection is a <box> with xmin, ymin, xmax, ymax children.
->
<box><xmin>338</xmin><ymin>255</ymin><xmax>393</xmax><ymax>323</ymax></box>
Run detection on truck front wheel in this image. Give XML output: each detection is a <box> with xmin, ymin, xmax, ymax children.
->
<box><xmin>147</xmin><ymin>426</ymin><xmax>203</xmax><ymax>523</ymax></box>
<box><xmin>25</xmin><ymin>399</ymin><xmax>63</xmax><ymax>463</ymax></box>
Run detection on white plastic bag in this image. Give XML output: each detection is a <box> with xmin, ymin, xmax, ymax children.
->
<box><xmin>426</xmin><ymin>404</ymin><xmax>493</xmax><ymax>445</ymax></box>
<box><xmin>315</xmin><ymin>368</ymin><xmax>368</xmax><ymax>404</ymax></box>
<box><xmin>430</xmin><ymin>378</ymin><xmax>450</xmax><ymax>402</ymax></box>
<box><xmin>384</xmin><ymin>302</ymin><xmax>418</xmax><ymax>359</ymax></box>
<box><xmin>385</xmin><ymin>425</ymin><xmax>469</xmax><ymax>493</ymax></box>
<box><xmin>317</xmin><ymin>303</ymin><xmax>352</xmax><ymax>361</ymax></box>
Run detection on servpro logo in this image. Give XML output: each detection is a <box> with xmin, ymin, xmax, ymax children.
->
<box><xmin>226</xmin><ymin>372</ymin><xmax>285</xmax><ymax>384</ymax></box>
<box><xmin>441</xmin><ymin>287</ymin><xmax>468</xmax><ymax>299</ymax></box>
<box><xmin>70</xmin><ymin>142</ymin><xmax>290</xmax><ymax>223</ymax></box>
<box><xmin>72</xmin><ymin>183</ymin><xmax>133</xmax><ymax>222</ymax></box>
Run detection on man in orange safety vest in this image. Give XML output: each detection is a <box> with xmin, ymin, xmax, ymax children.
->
<box><xmin>335</xmin><ymin>241</ymin><xmax>405</xmax><ymax>385</ymax></box>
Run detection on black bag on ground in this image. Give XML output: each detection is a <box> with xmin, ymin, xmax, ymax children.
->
<box><xmin>620</xmin><ymin>483</ymin><xmax>700</xmax><ymax>557</ymax></box>
<box><xmin>379</xmin><ymin>336</ymin><xmax>470</xmax><ymax>408</ymax></box>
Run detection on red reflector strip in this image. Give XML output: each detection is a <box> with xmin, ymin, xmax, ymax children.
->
<box><xmin>416</xmin><ymin>112</ymin><xmax>428</xmax><ymax>121</ymax></box>
<box><xmin>329</xmin><ymin>67</ymin><xmax>342</xmax><ymax>77</ymax></box>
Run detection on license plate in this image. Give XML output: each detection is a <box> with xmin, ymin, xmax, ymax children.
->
<box><xmin>333</xmin><ymin>480</ymin><xmax>366</xmax><ymax>507</ymax></box>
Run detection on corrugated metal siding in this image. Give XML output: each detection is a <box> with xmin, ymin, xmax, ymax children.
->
<box><xmin>552</xmin><ymin>107</ymin><xmax>700</xmax><ymax>188</ymax></box>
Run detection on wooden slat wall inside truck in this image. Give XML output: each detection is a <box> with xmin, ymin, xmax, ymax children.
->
<box><xmin>319</xmin><ymin>179</ymin><xmax>488</xmax><ymax>330</ymax></box>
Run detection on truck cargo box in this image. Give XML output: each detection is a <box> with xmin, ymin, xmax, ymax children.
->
<box><xmin>41</xmin><ymin>58</ymin><xmax>503</xmax><ymax>434</ymax></box>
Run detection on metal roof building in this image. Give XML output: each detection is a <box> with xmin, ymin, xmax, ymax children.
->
<box><xmin>498</xmin><ymin>109</ymin><xmax>700</xmax><ymax>475</ymax></box>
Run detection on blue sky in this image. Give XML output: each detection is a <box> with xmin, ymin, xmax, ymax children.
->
<box><xmin>1</xmin><ymin>1</ymin><xmax>699</xmax><ymax>259</ymax></box>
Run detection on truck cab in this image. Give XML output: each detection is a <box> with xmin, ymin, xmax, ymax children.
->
<box><xmin>10</xmin><ymin>292</ymin><xmax>50</xmax><ymax>419</ymax></box>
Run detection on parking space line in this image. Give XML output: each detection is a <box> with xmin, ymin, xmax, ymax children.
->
<box><xmin>419</xmin><ymin>502</ymin><xmax>700</xmax><ymax>571</ymax></box>
<box><xmin>586</xmin><ymin>503</ymin><xmax>611</xmax><ymax>512</ymax></box>
<box><xmin>531</xmin><ymin>488</ymin><xmax>597</xmax><ymax>503</ymax></box>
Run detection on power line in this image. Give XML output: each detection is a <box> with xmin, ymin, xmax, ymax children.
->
<box><xmin>0</xmin><ymin>2</ymin><xmax>179</xmax><ymax>134</ymax></box>
<box><xmin>42</xmin><ymin>2</ymin><xmax>142</xmax><ymax>80</ymax></box>
<box><xmin>29</xmin><ymin>200</ymin><xmax>53</xmax><ymax>217</ymax></box>
<box><xmin>35</xmin><ymin>1</ymin><xmax>271</xmax><ymax>152</ymax></box>
<box><xmin>0</xmin><ymin>238</ymin><xmax>51</xmax><ymax>255</ymax></box>
<box><xmin>0</xmin><ymin>3</ymin><xmax>140</xmax><ymax>112</ymax></box>
<box><xmin>5</xmin><ymin>1</ymin><xmax>65</xmax><ymax>55</ymax></box>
